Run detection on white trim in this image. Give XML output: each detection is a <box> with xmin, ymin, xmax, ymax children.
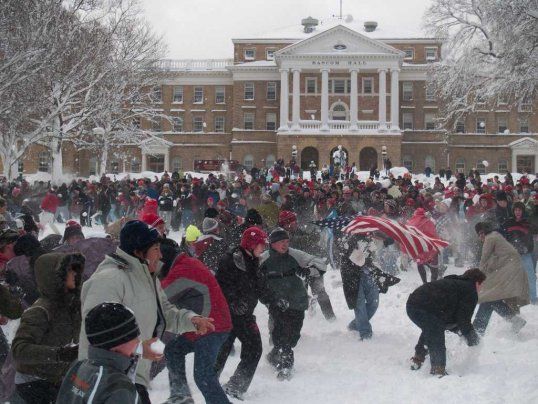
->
<box><xmin>87</xmin><ymin>366</ymin><xmax>104</xmax><ymax>404</ymax></box>
<box><xmin>162</xmin><ymin>76</ymin><xmax>233</xmax><ymax>85</ymax></box>
<box><xmin>231</xmin><ymin>140</ymin><xmax>277</xmax><ymax>144</ymax></box>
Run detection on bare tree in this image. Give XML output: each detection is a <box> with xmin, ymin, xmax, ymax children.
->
<box><xmin>424</xmin><ymin>0</ymin><xmax>538</xmax><ymax>127</ymax></box>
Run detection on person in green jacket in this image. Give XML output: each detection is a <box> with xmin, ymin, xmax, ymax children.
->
<box><xmin>259</xmin><ymin>228</ymin><xmax>309</xmax><ymax>380</ymax></box>
<box><xmin>56</xmin><ymin>302</ymin><xmax>141</xmax><ymax>404</ymax></box>
<box><xmin>12</xmin><ymin>252</ymin><xmax>85</xmax><ymax>404</ymax></box>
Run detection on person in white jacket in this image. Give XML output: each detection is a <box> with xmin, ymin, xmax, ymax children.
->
<box><xmin>79</xmin><ymin>220</ymin><xmax>214</xmax><ymax>403</ymax></box>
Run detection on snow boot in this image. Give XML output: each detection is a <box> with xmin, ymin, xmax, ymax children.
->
<box><xmin>266</xmin><ymin>349</ymin><xmax>280</xmax><ymax>369</ymax></box>
<box><xmin>410</xmin><ymin>354</ymin><xmax>426</xmax><ymax>370</ymax></box>
<box><xmin>223</xmin><ymin>383</ymin><xmax>244</xmax><ymax>401</ymax></box>
<box><xmin>163</xmin><ymin>396</ymin><xmax>194</xmax><ymax>404</ymax></box>
<box><xmin>511</xmin><ymin>316</ymin><xmax>526</xmax><ymax>333</ymax></box>
<box><xmin>277</xmin><ymin>367</ymin><xmax>293</xmax><ymax>381</ymax></box>
<box><xmin>430</xmin><ymin>366</ymin><xmax>448</xmax><ymax>377</ymax></box>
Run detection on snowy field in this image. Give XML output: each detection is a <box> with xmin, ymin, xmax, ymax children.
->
<box><xmin>5</xmin><ymin>220</ymin><xmax>538</xmax><ymax>404</ymax></box>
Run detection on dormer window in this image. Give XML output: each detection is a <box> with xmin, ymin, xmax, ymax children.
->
<box><xmin>404</xmin><ymin>48</ymin><xmax>414</xmax><ymax>60</ymax></box>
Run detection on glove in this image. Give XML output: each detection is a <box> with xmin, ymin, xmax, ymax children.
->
<box><xmin>229</xmin><ymin>301</ymin><xmax>249</xmax><ymax>316</ymax></box>
<box><xmin>57</xmin><ymin>344</ymin><xmax>79</xmax><ymax>362</ymax></box>
<box><xmin>274</xmin><ymin>298</ymin><xmax>289</xmax><ymax>312</ymax></box>
<box><xmin>295</xmin><ymin>267</ymin><xmax>311</xmax><ymax>279</ymax></box>
<box><xmin>465</xmin><ymin>330</ymin><xmax>480</xmax><ymax>347</ymax></box>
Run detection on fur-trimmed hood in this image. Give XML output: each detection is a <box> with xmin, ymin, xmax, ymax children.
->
<box><xmin>34</xmin><ymin>252</ymin><xmax>85</xmax><ymax>301</ymax></box>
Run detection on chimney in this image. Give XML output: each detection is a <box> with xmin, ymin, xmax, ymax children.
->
<box><xmin>364</xmin><ymin>21</ymin><xmax>378</xmax><ymax>32</ymax></box>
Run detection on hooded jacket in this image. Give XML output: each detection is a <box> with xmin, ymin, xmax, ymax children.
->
<box><xmin>79</xmin><ymin>247</ymin><xmax>197</xmax><ymax>388</ymax></box>
<box><xmin>12</xmin><ymin>253</ymin><xmax>85</xmax><ymax>385</ymax></box>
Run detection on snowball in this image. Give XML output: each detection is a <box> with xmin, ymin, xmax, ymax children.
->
<box><xmin>150</xmin><ymin>339</ymin><xmax>165</xmax><ymax>355</ymax></box>
<box><xmin>482</xmin><ymin>160</ymin><xmax>489</xmax><ymax>167</ymax></box>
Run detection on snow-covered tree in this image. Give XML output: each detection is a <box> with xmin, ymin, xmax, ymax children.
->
<box><xmin>424</xmin><ymin>0</ymin><xmax>538</xmax><ymax>127</ymax></box>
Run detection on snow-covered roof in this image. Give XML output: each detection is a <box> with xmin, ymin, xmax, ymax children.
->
<box><xmin>231</xmin><ymin>60</ymin><xmax>277</xmax><ymax>68</ymax></box>
<box><xmin>233</xmin><ymin>16</ymin><xmax>433</xmax><ymax>42</ymax></box>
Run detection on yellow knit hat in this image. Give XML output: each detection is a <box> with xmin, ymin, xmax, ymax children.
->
<box><xmin>185</xmin><ymin>225</ymin><xmax>202</xmax><ymax>242</ymax></box>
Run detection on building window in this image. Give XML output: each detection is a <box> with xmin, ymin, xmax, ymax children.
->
<box><xmin>476</xmin><ymin>161</ymin><xmax>486</xmax><ymax>175</ymax></box>
<box><xmin>215</xmin><ymin>86</ymin><xmax>225</xmax><ymax>104</ymax></box>
<box><xmin>497</xmin><ymin>117</ymin><xmax>508</xmax><ymax>134</ymax></box>
<box><xmin>244</xmin><ymin>48</ymin><xmax>255</xmax><ymax>60</ymax></box>
<box><xmin>152</xmin><ymin>118</ymin><xmax>162</xmax><ymax>132</ymax></box>
<box><xmin>402</xmin><ymin>112</ymin><xmax>414</xmax><ymax>130</ymax></box>
<box><xmin>520</xmin><ymin>117</ymin><xmax>529</xmax><ymax>133</ymax></box>
<box><xmin>89</xmin><ymin>156</ymin><xmax>97</xmax><ymax>176</ymax></box>
<box><xmin>265</xmin><ymin>154</ymin><xmax>275</xmax><ymax>168</ymax></box>
<box><xmin>172</xmin><ymin>86</ymin><xmax>183</xmax><ymax>103</ymax></box>
<box><xmin>476</xmin><ymin>117</ymin><xmax>486</xmax><ymax>133</ymax></box>
<box><xmin>131</xmin><ymin>158</ymin><xmax>141</xmax><ymax>173</ymax></box>
<box><xmin>173</xmin><ymin>117</ymin><xmax>183</xmax><ymax>132</ymax></box>
<box><xmin>519</xmin><ymin>97</ymin><xmax>532</xmax><ymax>112</ymax></box>
<box><xmin>152</xmin><ymin>86</ymin><xmax>162</xmax><ymax>103</ymax></box>
<box><xmin>306</xmin><ymin>78</ymin><xmax>317</xmax><ymax>94</ymax></box>
<box><xmin>498</xmin><ymin>159</ymin><xmax>508</xmax><ymax>173</ymax></box>
<box><xmin>498</xmin><ymin>96</ymin><xmax>508</xmax><ymax>105</ymax></box>
<box><xmin>476</xmin><ymin>95</ymin><xmax>487</xmax><ymax>108</ymax></box>
<box><xmin>456</xmin><ymin>120</ymin><xmax>465</xmax><ymax>133</ymax></box>
<box><xmin>425</xmin><ymin>156</ymin><xmax>436</xmax><ymax>171</ymax></box>
<box><xmin>402</xmin><ymin>82</ymin><xmax>413</xmax><ymax>101</ymax></box>
<box><xmin>402</xmin><ymin>155</ymin><xmax>413</xmax><ymax>171</ymax></box>
<box><xmin>244</xmin><ymin>112</ymin><xmax>254</xmax><ymax>130</ymax></box>
<box><xmin>38</xmin><ymin>151</ymin><xmax>51</xmax><ymax>172</ymax></box>
<box><xmin>214</xmin><ymin>116</ymin><xmax>225</xmax><ymax>133</ymax></box>
<box><xmin>194</xmin><ymin>87</ymin><xmax>204</xmax><ymax>103</ymax></box>
<box><xmin>110</xmin><ymin>161</ymin><xmax>119</xmax><ymax>174</ymax></box>
<box><xmin>455</xmin><ymin>158</ymin><xmax>465</xmax><ymax>173</ymax></box>
<box><xmin>425</xmin><ymin>83</ymin><xmax>436</xmax><ymax>101</ymax></box>
<box><xmin>244</xmin><ymin>82</ymin><xmax>255</xmax><ymax>100</ymax></box>
<box><xmin>362</xmin><ymin>77</ymin><xmax>373</xmax><ymax>94</ymax></box>
<box><xmin>148</xmin><ymin>155</ymin><xmax>165</xmax><ymax>172</ymax></box>
<box><xmin>243</xmin><ymin>154</ymin><xmax>254</xmax><ymax>170</ymax></box>
<box><xmin>404</xmin><ymin>48</ymin><xmax>414</xmax><ymax>60</ymax></box>
<box><xmin>425</xmin><ymin>47</ymin><xmax>438</xmax><ymax>61</ymax></box>
<box><xmin>193</xmin><ymin>116</ymin><xmax>204</xmax><ymax>132</ymax></box>
<box><xmin>333</xmin><ymin>79</ymin><xmax>346</xmax><ymax>94</ymax></box>
<box><xmin>266</xmin><ymin>49</ymin><xmax>276</xmax><ymax>60</ymax></box>
<box><xmin>266</xmin><ymin>113</ymin><xmax>276</xmax><ymax>131</ymax></box>
<box><xmin>425</xmin><ymin>113</ymin><xmax>436</xmax><ymax>130</ymax></box>
<box><xmin>17</xmin><ymin>160</ymin><xmax>23</xmax><ymax>174</ymax></box>
<box><xmin>331</xmin><ymin>103</ymin><xmax>348</xmax><ymax>120</ymax></box>
<box><xmin>266</xmin><ymin>82</ymin><xmax>277</xmax><ymax>100</ymax></box>
<box><xmin>172</xmin><ymin>157</ymin><xmax>182</xmax><ymax>172</ymax></box>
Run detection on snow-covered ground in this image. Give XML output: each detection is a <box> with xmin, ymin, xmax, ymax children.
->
<box><xmin>6</xmin><ymin>221</ymin><xmax>538</xmax><ymax>404</ymax></box>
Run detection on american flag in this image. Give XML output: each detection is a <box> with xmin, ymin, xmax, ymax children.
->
<box><xmin>342</xmin><ymin>215</ymin><xmax>449</xmax><ymax>263</ymax></box>
<box><xmin>312</xmin><ymin>216</ymin><xmax>356</xmax><ymax>230</ymax></box>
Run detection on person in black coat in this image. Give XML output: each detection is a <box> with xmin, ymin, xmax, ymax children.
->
<box><xmin>406</xmin><ymin>268</ymin><xmax>486</xmax><ymax>376</ymax></box>
<box><xmin>214</xmin><ymin>227</ymin><xmax>282</xmax><ymax>399</ymax></box>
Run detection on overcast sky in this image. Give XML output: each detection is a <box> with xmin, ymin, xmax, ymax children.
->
<box><xmin>140</xmin><ymin>0</ymin><xmax>432</xmax><ymax>59</ymax></box>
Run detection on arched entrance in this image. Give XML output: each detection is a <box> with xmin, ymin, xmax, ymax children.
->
<box><xmin>359</xmin><ymin>147</ymin><xmax>378</xmax><ymax>171</ymax></box>
<box><xmin>329</xmin><ymin>146</ymin><xmax>349</xmax><ymax>166</ymax></box>
<box><xmin>301</xmin><ymin>147</ymin><xmax>319</xmax><ymax>170</ymax></box>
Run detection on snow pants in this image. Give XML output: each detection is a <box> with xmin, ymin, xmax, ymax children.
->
<box><xmin>268</xmin><ymin>309</ymin><xmax>305</xmax><ymax>370</ymax></box>
<box><xmin>214</xmin><ymin>315</ymin><xmax>262</xmax><ymax>395</ymax></box>
<box><xmin>308</xmin><ymin>275</ymin><xmax>335</xmax><ymax>320</ymax></box>
<box><xmin>473</xmin><ymin>300</ymin><xmax>517</xmax><ymax>334</ymax></box>
<box><xmin>165</xmin><ymin>332</ymin><xmax>230</xmax><ymax>404</ymax></box>
<box><xmin>406</xmin><ymin>305</ymin><xmax>446</xmax><ymax>367</ymax></box>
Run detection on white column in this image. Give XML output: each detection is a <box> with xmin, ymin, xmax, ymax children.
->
<box><xmin>164</xmin><ymin>149</ymin><xmax>170</xmax><ymax>172</ymax></box>
<box><xmin>321</xmin><ymin>68</ymin><xmax>330</xmax><ymax>131</ymax></box>
<box><xmin>349</xmin><ymin>68</ymin><xmax>359</xmax><ymax>130</ymax></box>
<box><xmin>390</xmin><ymin>68</ymin><xmax>400</xmax><ymax>131</ymax></box>
<box><xmin>378</xmin><ymin>68</ymin><xmax>387</xmax><ymax>130</ymax></box>
<box><xmin>511</xmin><ymin>149</ymin><xmax>517</xmax><ymax>173</ymax></box>
<box><xmin>141</xmin><ymin>150</ymin><xmax>147</xmax><ymax>171</ymax></box>
<box><xmin>278</xmin><ymin>69</ymin><xmax>289</xmax><ymax>131</ymax></box>
<box><xmin>291</xmin><ymin>68</ymin><xmax>301</xmax><ymax>131</ymax></box>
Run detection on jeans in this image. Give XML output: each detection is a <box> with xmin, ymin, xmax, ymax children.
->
<box><xmin>165</xmin><ymin>332</ymin><xmax>230</xmax><ymax>404</ymax></box>
<box><xmin>406</xmin><ymin>305</ymin><xmax>446</xmax><ymax>367</ymax></box>
<box><xmin>473</xmin><ymin>300</ymin><xmax>516</xmax><ymax>334</ymax></box>
<box><xmin>215</xmin><ymin>316</ymin><xmax>262</xmax><ymax>395</ymax></box>
<box><xmin>181</xmin><ymin>209</ymin><xmax>194</xmax><ymax>228</ymax></box>
<box><xmin>349</xmin><ymin>271</ymin><xmax>379</xmax><ymax>338</ymax></box>
<box><xmin>521</xmin><ymin>253</ymin><xmax>537</xmax><ymax>303</ymax></box>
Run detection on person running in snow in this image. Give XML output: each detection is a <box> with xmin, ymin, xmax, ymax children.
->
<box><xmin>12</xmin><ymin>252</ymin><xmax>85</xmax><ymax>403</ymax></box>
<box><xmin>407</xmin><ymin>268</ymin><xmax>485</xmax><ymax>376</ymax></box>
<box><xmin>214</xmin><ymin>227</ymin><xmax>282</xmax><ymax>399</ymax></box>
<box><xmin>79</xmin><ymin>220</ymin><xmax>214</xmax><ymax>404</ymax></box>
<box><xmin>56</xmin><ymin>302</ymin><xmax>141</xmax><ymax>403</ymax></box>
<box><xmin>194</xmin><ymin>217</ymin><xmax>229</xmax><ymax>274</ymax></box>
<box><xmin>407</xmin><ymin>208</ymin><xmax>440</xmax><ymax>283</ymax></box>
<box><xmin>472</xmin><ymin>222</ymin><xmax>529</xmax><ymax>335</ymax></box>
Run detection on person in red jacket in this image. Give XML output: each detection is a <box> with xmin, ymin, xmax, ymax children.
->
<box><xmin>407</xmin><ymin>208</ymin><xmax>441</xmax><ymax>283</ymax></box>
<box><xmin>39</xmin><ymin>189</ymin><xmax>61</xmax><ymax>227</ymax></box>
<box><xmin>161</xmin><ymin>253</ymin><xmax>232</xmax><ymax>404</ymax></box>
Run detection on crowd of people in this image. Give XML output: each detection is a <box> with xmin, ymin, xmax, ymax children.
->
<box><xmin>0</xmin><ymin>162</ymin><xmax>536</xmax><ymax>403</ymax></box>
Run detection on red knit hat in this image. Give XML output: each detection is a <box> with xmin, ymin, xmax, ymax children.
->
<box><xmin>278</xmin><ymin>210</ymin><xmax>297</xmax><ymax>227</ymax></box>
<box><xmin>141</xmin><ymin>213</ymin><xmax>165</xmax><ymax>229</ymax></box>
<box><xmin>240</xmin><ymin>227</ymin><xmax>267</xmax><ymax>251</ymax></box>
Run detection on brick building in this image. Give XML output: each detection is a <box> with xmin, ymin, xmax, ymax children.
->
<box><xmin>14</xmin><ymin>17</ymin><xmax>538</xmax><ymax>177</ymax></box>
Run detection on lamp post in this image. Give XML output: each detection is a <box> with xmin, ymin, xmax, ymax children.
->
<box><xmin>382</xmin><ymin>145</ymin><xmax>388</xmax><ymax>175</ymax></box>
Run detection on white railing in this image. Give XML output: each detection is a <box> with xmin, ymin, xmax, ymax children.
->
<box><xmin>157</xmin><ymin>59</ymin><xmax>233</xmax><ymax>71</ymax></box>
<box><xmin>293</xmin><ymin>120</ymin><xmax>393</xmax><ymax>133</ymax></box>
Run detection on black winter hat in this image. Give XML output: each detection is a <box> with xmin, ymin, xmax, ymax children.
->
<box><xmin>120</xmin><ymin>220</ymin><xmax>159</xmax><ymax>256</ymax></box>
<box><xmin>85</xmin><ymin>302</ymin><xmax>140</xmax><ymax>350</ymax></box>
<box><xmin>204</xmin><ymin>207</ymin><xmax>219</xmax><ymax>218</ymax></box>
<box><xmin>63</xmin><ymin>223</ymin><xmax>84</xmax><ymax>242</ymax></box>
<box><xmin>13</xmin><ymin>234</ymin><xmax>41</xmax><ymax>257</ymax></box>
<box><xmin>269</xmin><ymin>227</ymin><xmax>289</xmax><ymax>244</ymax></box>
<box><xmin>245</xmin><ymin>209</ymin><xmax>263</xmax><ymax>226</ymax></box>
<box><xmin>0</xmin><ymin>229</ymin><xmax>19</xmax><ymax>248</ymax></box>
<box><xmin>495</xmin><ymin>190</ymin><xmax>508</xmax><ymax>202</ymax></box>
